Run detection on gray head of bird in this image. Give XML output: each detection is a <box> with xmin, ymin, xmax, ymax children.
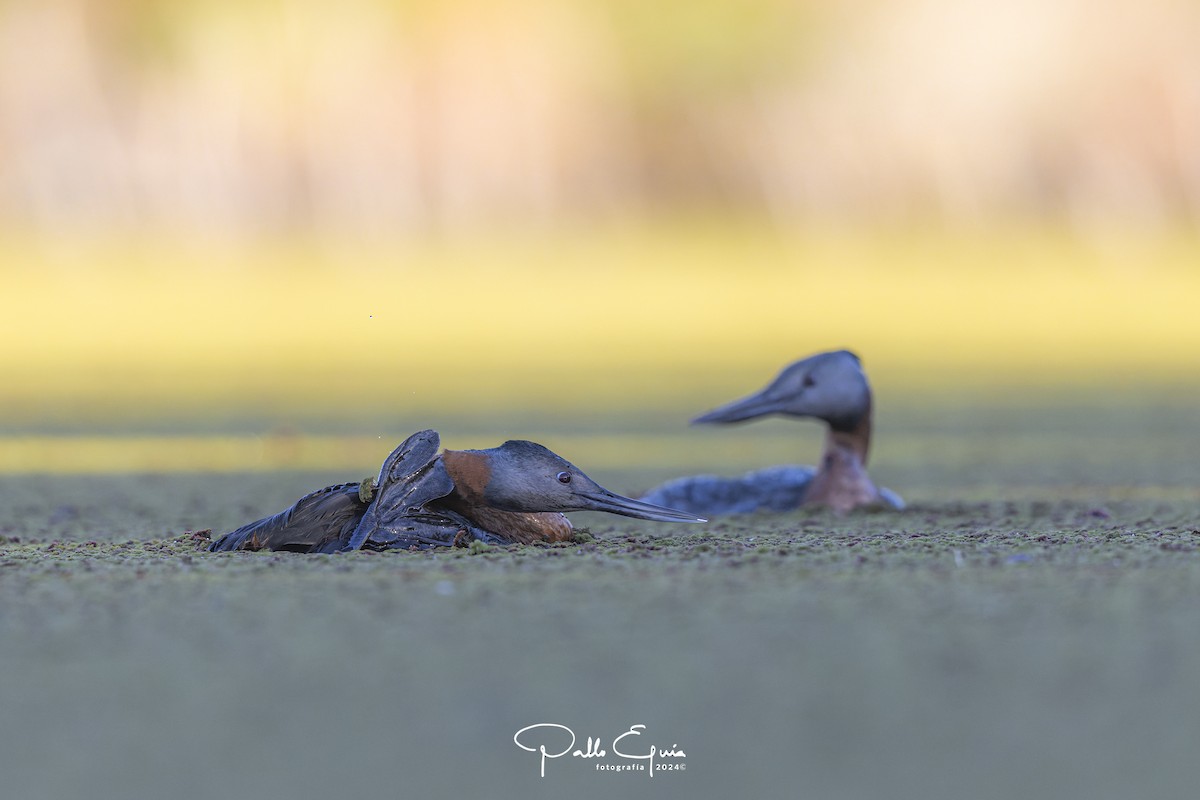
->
<box><xmin>691</xmin><ymin>349</ymin><xmax>871</xmax><ymax>433</ymax></box>
<box><xmin>479</xmin><ymin>440</ymin><xmax>706</xmax><ymax>523</ymax></box>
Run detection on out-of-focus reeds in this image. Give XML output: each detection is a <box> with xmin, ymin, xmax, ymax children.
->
<box><xmin>2</xmin><ymin>0</ymin><xmax>1198</xmax><ymax>473</ymax></box>
<box><xmin>0</xmin><ymin>0</ymin><xmax>1197</xmax><ymax>235</ymax></box>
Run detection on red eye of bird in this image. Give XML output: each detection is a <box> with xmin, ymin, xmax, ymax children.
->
<box><xmin>556</xmin><ymin>471</ymin><xmax>571</xmax><ymax>484</ymax></box>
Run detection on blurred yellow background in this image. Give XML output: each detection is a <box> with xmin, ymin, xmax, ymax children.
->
<box><xmin>2</xmin><ymin>0</ymin><xmax>1198</xmax><ymax>471</ymax></box>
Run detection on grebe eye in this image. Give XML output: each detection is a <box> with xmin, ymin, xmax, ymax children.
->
<box><xmin>802</xmin><ymin>374</ymin><xmax>816</xmax><ymax>388</ymax></box>
<box><xmin>556</xmin><ymin>471</ymin><xmax>571</xmax><ymax>484</ymax></box>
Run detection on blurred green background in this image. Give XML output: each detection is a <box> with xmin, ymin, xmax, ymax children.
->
<box><xmin>1</xmin><ymin>0</ymin><xmax>1198</xmax><ymax>471</ymax></box>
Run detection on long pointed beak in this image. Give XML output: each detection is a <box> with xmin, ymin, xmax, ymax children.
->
<box><xmin>691</xmin><ymin>389</ymin><xmax>784</xmax><ymax>425</ymax></box>
<box><xmin>577</xmin><ymin>489</ymin><xmax>706</xmax><ymax>523</ymax></box>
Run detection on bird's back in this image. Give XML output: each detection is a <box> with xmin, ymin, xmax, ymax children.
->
<box><xmin>208</xmin><ymin>481</ymin><xmax>368</xmax><ymax>553</ymax></box>
<box><xmin>640</xmin><ymin>464</ymin><xmax>817</xmax><ymax>516</ymax></box>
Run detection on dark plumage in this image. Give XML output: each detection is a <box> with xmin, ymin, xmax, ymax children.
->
<box><xmin>208</xmin><ymin>481</ymin><xmax>368</xmax><ymax>553</ymax></box>
<box><xmin>210</xmin><ymin>429</ymin><xmax>703</xmax><ymax>553</ymax></box>
<box><xmin>209</xmin><ymin>429</ymin><xmax>479</xmax><ymax>553</ymax></box>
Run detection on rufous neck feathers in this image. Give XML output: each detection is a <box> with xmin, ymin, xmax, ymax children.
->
<box><xmin>806</xmin><ymin>402</ymin><xmax>879</xmax><ymax>513</ymax></box>
<box><xmin>437</xmin><ymin>449</ymin><xmax>573</xmax><ymax>544</ymax></box>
